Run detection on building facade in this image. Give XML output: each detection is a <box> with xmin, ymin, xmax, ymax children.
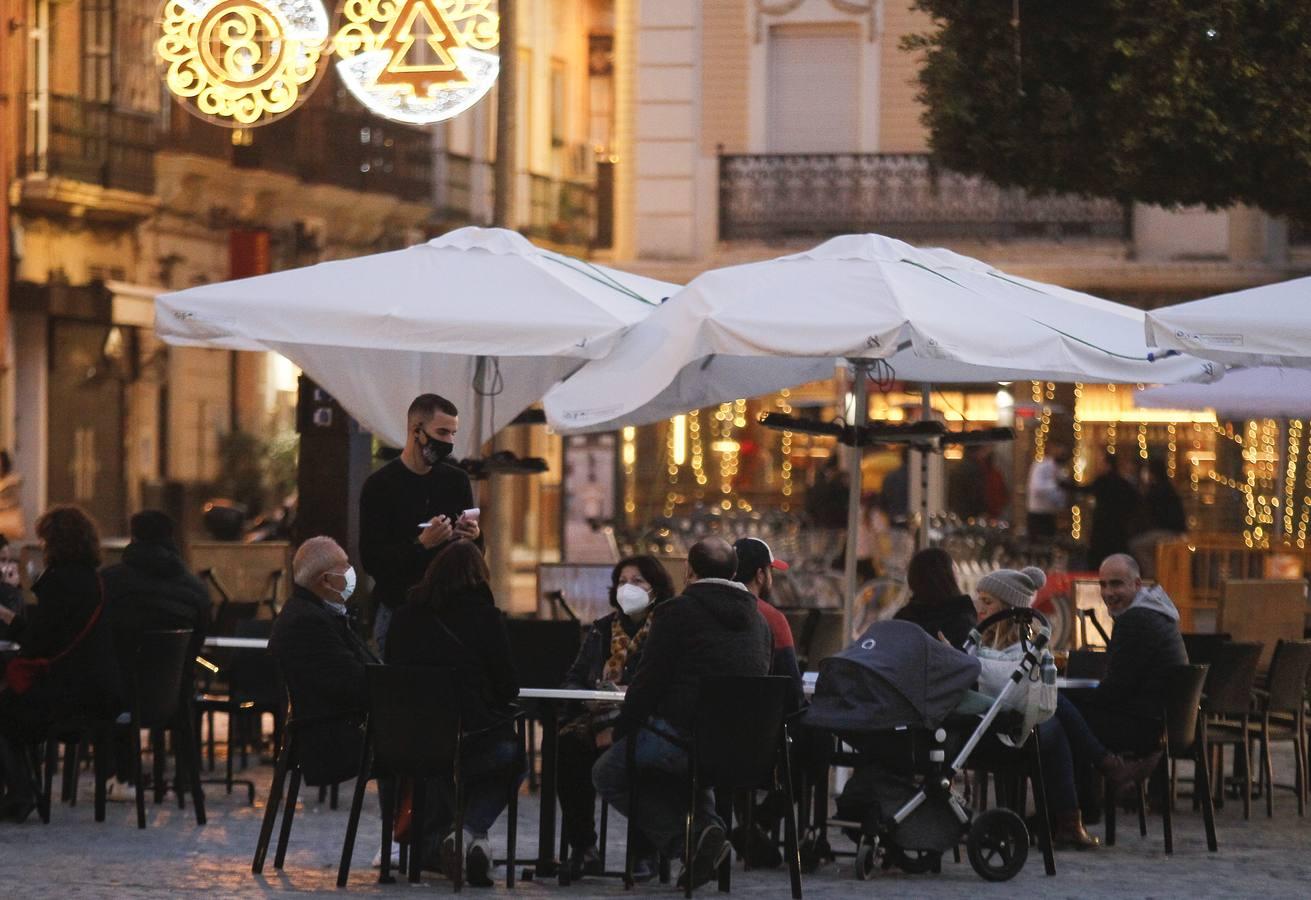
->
<box><xmin>1</xmin><ymin>0</ymin><xmax>606</xmax><ymax>547</ymax></box>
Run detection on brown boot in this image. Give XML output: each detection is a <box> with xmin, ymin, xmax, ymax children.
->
<box><xmin>1100</xmin><ymin>750</ymin><xmax>1162</xmax><ymax>796</ymax></box>
<box><xmin>1051</xmin><ymin>810</ymin><xmax>1100</xmax><ymax>850</ymax></box>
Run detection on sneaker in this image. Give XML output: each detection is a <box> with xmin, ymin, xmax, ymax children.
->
<box><xmin>677</xmin><ymin>824</ymin><xmax>729</xmax><ymax>891</ymax></box>
<box><xmin>465</xmin><ymin>836</ymin><xmax>494</xmax><ymax>888</ymax></box>
<box><xmin>370</xmin><ymin>844</ymin><xmax>401</xmax><ymax>869</ymax></box>
<box><xmin>631</xmin><ymin>853</ymin><xmax>657</xmax><ymax>883</ymax></box>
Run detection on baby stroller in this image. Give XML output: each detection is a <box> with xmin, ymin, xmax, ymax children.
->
<box><xmin>801</xmin><ymin>609</ymin><xmax>1053</xmax><ymax>882</ymax></box>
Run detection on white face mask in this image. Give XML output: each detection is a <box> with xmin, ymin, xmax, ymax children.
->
<box><xmin>616</xmin><ymin>583</ymin><xmax>652</xmax><ymax>616</ymax></box>
<box><xmin>330</xmin><ymin>566</ymin><xmax>357</xmax><ymax>604</ymax></box>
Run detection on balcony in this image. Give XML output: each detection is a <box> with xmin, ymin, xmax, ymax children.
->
<box><xmin>718</xmin><ymin>153</ymin><xmax>1129</xmax><ymax>243</ymax></box>
<box><xmin>20</xmin><ymin>93</ymin><xmax>157</xmax><ymax>196</ymax></box>
<box><xmin>161</xmin><ymin>103</ymin><xmax>433</xmax><ymax>202</ymax></box>
<box><xmin>526</xmin><ymin>173</ymin><xmax>598</xmax><ymax>248</ymax></box>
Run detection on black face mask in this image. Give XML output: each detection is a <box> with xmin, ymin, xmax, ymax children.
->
<box><xmin>418</xmin><ymin>430</ymin><xmax>454</xmax><ymax>466</ymax></box>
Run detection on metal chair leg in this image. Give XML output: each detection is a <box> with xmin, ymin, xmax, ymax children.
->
<box><xmin>252</xmin><ymin>733</ymin><xmax>293</xmax><ymax>874</ymax></box>
<box><xmin>338</xmin><ymin>741</ymin><xmax>373</xmax><ymax>887</ymax></box>
<box><xmin>273</xmin><ymin>767</ymin><xmax>301</xmax><ymax>869</ymax></box>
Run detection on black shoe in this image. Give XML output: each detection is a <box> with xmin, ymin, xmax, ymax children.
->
<box><xmin>465</xmin><ymin>837</ymin><xmax>494</xmax><ymax>888</ymax></box>
<box><xmin>732</xmin><ymin>824</ymin><xmax>782</xmax><ymax>869</ymax></box>
<box><xmin>0</xmin><ymin>797</ymin><xmax>36</xmax><ymax>824</ymax></box>
<box><xmin>568</xmin><ymin>844</ymin><xmax>603</xmax><ymax>880</ymax></box>
<box><xmin>678</xmin><ymin>824</ymin><xmax>729</xmax><ymax>891</ymax></box>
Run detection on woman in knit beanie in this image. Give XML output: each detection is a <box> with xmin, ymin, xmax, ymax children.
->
<box><xmin>974</xmin><ymin>565</ymin><xmax>1046</xmax><ymax>649</ymax></box>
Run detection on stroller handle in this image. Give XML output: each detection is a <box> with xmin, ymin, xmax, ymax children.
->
<box><xmin>963</xmin><ymin>606</ymin><xmax>1052</xmax><ymax>653</ymax></box>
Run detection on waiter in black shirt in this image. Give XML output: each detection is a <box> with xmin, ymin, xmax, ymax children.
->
<box><xmin>360</xmin><ymin>393</ymin><xmax>481</xmax><ymax>654</ymax></box>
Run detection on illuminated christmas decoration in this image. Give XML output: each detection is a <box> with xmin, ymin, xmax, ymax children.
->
<box><xmin>334</xmin><ymin>0</ymin><xmax>500</xmax><ymax>125</ymax></box>
<box><xmin>157</xmin><ymin>0</ymin><xmax>331</xmax><ymax>126</ymax></box>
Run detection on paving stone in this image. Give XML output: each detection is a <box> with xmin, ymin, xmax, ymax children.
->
<box><xmin>2</xmin><ymin>750</ymin><xmax>1309</xmax><ymax>898</ymax></box>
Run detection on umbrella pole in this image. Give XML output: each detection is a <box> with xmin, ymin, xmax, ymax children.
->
<box><xmin>918</xmin><ymin>384</ymin><xmax>933</xmax><ymax>550</ymax></box>
<box><xmin>843</xmin><ymin>360</ymin><xmax>870</xmax><ymax>642</ymax></box>
<box><xmin>470</xmin><ymin>355</ymin><xmax>488</xmax><ymax>459</ymax></box>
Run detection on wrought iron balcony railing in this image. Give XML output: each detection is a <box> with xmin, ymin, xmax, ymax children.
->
<box><xmin>161</xmin><ymin>104</ymin><xmax>433</xmax><ymax>202</ymax></box>
<box><xmin>23</xmin><ymin>93</ymin><xmax>156</xmax><ymax>194</ymax></box>
<box><xmin>718</xmin><ymin>152</ymin><xmax>1129</xmax><ymax>242</ymax></box>
<box><xmin>526</xmin><ymin>173</ymin><xmax>598</xmax><ymax>247</ymax></box>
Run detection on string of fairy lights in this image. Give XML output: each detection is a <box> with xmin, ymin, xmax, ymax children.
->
<box><xmin>632</xmin><ymin>384</ymin><xmax>1311</xmax><ymax>552</ymax></box>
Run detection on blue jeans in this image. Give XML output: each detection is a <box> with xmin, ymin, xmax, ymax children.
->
<box><xmin>1038</xmin><ymin>694</ymin><xmax>1109</xmax><ymax>814</ymax></box>
<box><xmin>592</xmin><ymin>719</ymin><xmax>721</xmax><ymax>859</ymax></box>
<box><xmin>373</xmin><ymin>604</ymin><xmax>394</xmax><ymax>658</ymax></box>
<box><xmin>424</xmin><ymin>731</ymin><xmax>526</xmax><ymax>838</ymax></box>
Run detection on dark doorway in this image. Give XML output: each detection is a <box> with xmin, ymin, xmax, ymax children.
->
<box><xmin>47</xmin><ymin>318</ymin><xmax>127</xmax><ymax>535</ymax></box>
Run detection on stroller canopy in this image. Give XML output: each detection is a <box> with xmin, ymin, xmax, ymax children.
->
<box><xmin>804</xmin><ymin>620</ymin><xmax>982</xmax><ymax>733</ymax></box>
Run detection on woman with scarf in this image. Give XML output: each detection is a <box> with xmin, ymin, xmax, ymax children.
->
<box><xmin>556</xmin><ymin>555</ymin><xmax>675</xmax><ymax>880</ymax></box>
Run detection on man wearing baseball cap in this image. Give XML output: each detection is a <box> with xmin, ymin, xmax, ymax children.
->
<box><xmin>731</xmin><ymin>537</ymin><xmax>803</xmax><ymax>869</ymax></box>
<box><xmin>732</xmin><ymin>538</ymin><xmax>802</xmax><ymax>704</ymax></box>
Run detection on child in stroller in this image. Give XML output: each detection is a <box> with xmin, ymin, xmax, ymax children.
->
<box><xmin>801</xmin><ymin>608</ymin><xmax>1055</xmax><ymax>882</ymax></box>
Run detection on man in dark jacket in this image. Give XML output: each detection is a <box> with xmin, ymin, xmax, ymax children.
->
<box><xmin>359</xmin><ymin>393</ymin><xmax>480</xmax><ymax>656</ymax></box>
<box><xmin>594</xmin><ymin>537</ymin><xmax>771</xmax><ymax>890</ymax></box>
<box><xmin>102</xmin><ymin>510</ymin><xmax>210</xmax><ymax>691</ymax></box>
<box><xmin>268</xmin><ymin>536</ymin><xmax>378</xmax><ymax>786</ymax></box>
<box><xmin>1077</xmin><ymin>553</ymin><xmax>1188</xmax><ymax>753</ymax></box>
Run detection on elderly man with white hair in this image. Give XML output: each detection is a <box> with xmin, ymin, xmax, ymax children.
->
<box><xmin>267</xmin><ymin>536</ymin><xmax>378</xmax><ymax>787</ymax></box>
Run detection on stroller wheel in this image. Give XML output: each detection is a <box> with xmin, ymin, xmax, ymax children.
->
<box><xmin>887</xmin><ymin>846</ymin><xmax>941</xmax><ymax>875</ymax></box>
<box><xmin>854</xmin><ymin>837</ymin><xmax>878</xmax><ymax>881</ymax></box>
<box><xmin>966</xmin><ymin>808</ymin><xmax>1029</xmax><ymax>882</ymax></box>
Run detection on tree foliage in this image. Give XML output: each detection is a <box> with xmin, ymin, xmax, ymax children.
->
<box><xmin>907</xmin><ymin>1</ymin><xmax>1311</xmax><ymax>217</ymax></box>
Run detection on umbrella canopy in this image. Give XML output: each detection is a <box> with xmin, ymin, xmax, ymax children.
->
<box><xmin>1137</xmin><ymin>366</ymin><xmax>1311</xmax><ymax>420</ymax></box>
<box><xmin>803</xmin><ymin>620</ymin><xmax>982</xmax><ymax>733</ymax></box>
<box><xmin>156</xmin><ymin>227</ymin><xmax>676</xmax><ymax>456</ymax></box>
<box><xmin>543</xmin><ymin>234</ymin><xmax>1218</xmax><ymax>641</ymax></box>
<box><xmin>1144</xmin><ymin>276</ymin><xmax>1311</xmax><ymax>368</ymax></box>
<box><xmin>544</xmin><ymin>234</ymin><xmax>1218</xmax><ymax>432</ymax></box>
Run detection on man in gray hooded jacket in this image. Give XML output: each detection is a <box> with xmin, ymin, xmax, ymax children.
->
<box><xmin>1079</xmin><ymin>553</ymin><xmax>1188</xmax><ymax>753</ymax></box>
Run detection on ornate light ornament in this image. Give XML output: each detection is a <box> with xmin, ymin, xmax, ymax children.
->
<box><xmin>333</xmin><ymin>0</ymin><xmax>500</xmax><ymax>125</ymax></box>
<box><xmin>157</xmin><ymin>0</ymin><xmax>332</xmax><ymax>126</ymax></box>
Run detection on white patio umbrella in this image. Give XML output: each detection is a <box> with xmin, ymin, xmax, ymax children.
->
<box><xmin>1137</xmin><ymin>367</ymin><xmax>1311</xmax><ymax>420</ymax></box>
<box><xmin>156</xmin><ymin>227</ymin><xmax>677</xmax><ymax>458</ymax></box>
<box><xmin>1144</xmin><ymin>276</ymin><xmax>1311</xmax><ymax>368</ymax></box>
<box><xmin>544</xmin><ymin>233</ymin><xmax>1219</xmax><ymax>637</ymax></box>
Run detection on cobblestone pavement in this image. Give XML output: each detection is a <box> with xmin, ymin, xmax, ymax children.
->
<box><xmin>2</xmin><ymin>751</ymin><xmax>1309</xmax><ymax>899</ymax></box>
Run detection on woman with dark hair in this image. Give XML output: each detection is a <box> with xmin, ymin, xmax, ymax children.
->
<box><xmin>0</xmin><ymin>506</ymin><xmax>120</xmax><ymax>822</ymax></box>
<box><xmin>385</xmin><ymin>540</ymin><xmax>525</xmax><ymax>886</ymax></box>
<box><xmin>892</xmin><ymin>547</ymin><xmax>976</xmax><ymax>647</ymax></box>
<box><xmin>556</xmin><ymin>554</ymin><xmax>675</xmax><ymax>879</ymax></box>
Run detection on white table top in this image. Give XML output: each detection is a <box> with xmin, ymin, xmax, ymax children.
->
<box><xmin>519</xmin><ymin>687</ymin><xmax>625</xmax><ymax>702</ymax></box>
<box><xmin>0</xmin><ymin>640</ymin><xmax>18</xmax><ymax>652</ymax></box>
<box><xmin>202</xmin><ymin>636</ymin><xmax>269</xmax><ymax>650</ymax></box>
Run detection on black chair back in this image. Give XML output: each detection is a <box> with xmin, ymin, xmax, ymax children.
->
<box><xmin>134</xmin><ymin>629</ymin><xmax>194</xmax><ymax>728</ymax></box>
<box><xmin>1183</xmin><ymin>632</ymin><xmax>1233</xmax><ymax>669</ymax></box>
<box><xmin>1201</xmin><ymin>641</ymin><xmax>1262</xmax><ymax>717</ymax></box>
<box><xmin>505</xmin><ymin>618</ymin><xmax>582</xmax><ymax>687</ymax></box>
<box><xmin>229</xmin><ymin>618</ymin><xmax>284</xmax><ymax>706</ymax></box>
<box><xmin>1162</xmin><ymin>664</ymin><xmax>1209</xmax><ymax>758</ymax></box>
<box><xmin>364</xmin><ymin>664</ymin><xmax>461</xmax><ymax>776</ymax></box>
<box><xmin>693</xmin><ymin>675</ymin><xmax>792</xmax><ymax>790</ymax></box>
<box><xmin>1264</xmin><ymin>640</ymin><xmax>1311</xmax><ymax>714</ymax></box>
<box><xmin>1065</xmin><ymin>649</ymin><xmax>1108</xmax><ymax>680</ymax></box>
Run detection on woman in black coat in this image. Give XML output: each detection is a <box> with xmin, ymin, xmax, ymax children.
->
<box><xmin>893</xmin><ymin>547</ymin><xmax>977</xmax><ymax>648</ymax></box>
<box><xmin>0</xmin><ymin>506</ymin><xmax>120</xmax><ymax>822</ymax></box>
<box><xmin>556</xmin><ymin>554</ymin><xmax>675</xmax><ymax>879</ymax></box>
<box><xmin>385</xmin><ymin>540</ymin><xmax>525</xmax><ymax>886</ymax></box>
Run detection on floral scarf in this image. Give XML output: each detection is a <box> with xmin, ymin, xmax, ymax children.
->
<box><xmin>600</xmin><ymin>612</ymin><xmax>651</xmax><ymax>686</ymax></box>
